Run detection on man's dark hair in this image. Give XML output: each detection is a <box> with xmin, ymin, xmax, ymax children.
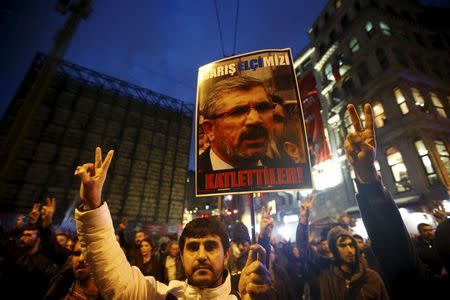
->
<box><xmin>353</xmin><ymin>234</ymin><xmax>363</xmax><ymax>241</ymax></box>
<box><xmin>232</xmin><ymin>222</ymin><xmax>250</xmax><ymax>244</ymax></box>
<box><xmin>179</xmin><ymin>217</ymin><xmax>230</xmax><ymax>254</ymax></box>
<box><xmin>417</xmin><ymin>223</ymin><xmax>431</xmax><ymax>233</ymax></box>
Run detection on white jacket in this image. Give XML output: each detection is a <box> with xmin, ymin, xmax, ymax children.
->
<box><xmin>75</xmin><ymin>202</ymin><xmax>238</xmax><ymax>300</ymax></box>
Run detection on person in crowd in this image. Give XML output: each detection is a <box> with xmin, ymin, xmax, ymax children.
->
<box><xmin>131</xmin><ymin>237</ymin><xmax>163</xmax><ymax>280</ymax></box>
<box><xmin>318</xmin><ymin>238</ymin><xmax>333</xmax><ymax>259</ymax></box>
<box><xmin>227</xmin><ymin>221</ymin><xmax>251</xmax><ymax>276</ymax></box>
<box><xmin>74</xmin><ymin>147</ymin><xmax>274</xmax><ymax>299</ymax></box>
<box><xmin>343</xmin><ymin>103</ymin><xmax>450</xmax><ymax>298</ymax></box>
<box><xmin>282</xmin><ymin>242</ymin><xmax>306</xmax><ymax>300</ymax></box>
<box><xmin>55</xmin><ymin>231</ymin><xmax>69</xmax><ymax>248</ymax></box>
<box><xmin>198</xmin><ymin>75</ymin><xmax>276</xmax><ymax>171</ymax></box>
<box><xmin>297</xmin><ymin>194</ymin><xmax>389</xmax><ymax>299</ymax></box>
<box><xmin>44</xmin><ymin>240</ymin><xmax>103</xmax><ymax>299</ymax></box>
<box><xmin>0</xmin><ymin>214</ymin><xmax>59</xmax><ymax>299</ymax></box>
<box><xmin>353</xmin><ymin>234</ymin><xmax>382</xmax><ymax>274</ymax></box>
<box><xmin>413</xmin><ymin>223</ymin><xmax>443</xmax><ymax>276</ymax></box>
<box><xmin>161</xmin><ymin>240</ymin><xmax>185</xmax><ymax>284</ymax></box>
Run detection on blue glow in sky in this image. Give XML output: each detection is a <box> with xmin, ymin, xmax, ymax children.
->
<box><xmin>0</xmin><ymin>0</ymin><xmax>328</xmax><ymax>168</ymax></box>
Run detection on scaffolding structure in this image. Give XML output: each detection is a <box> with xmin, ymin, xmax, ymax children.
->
<box><xmin>0</xmin><ymin>53</ymin><xmax>193</xmax><ymax>225</ymax></box>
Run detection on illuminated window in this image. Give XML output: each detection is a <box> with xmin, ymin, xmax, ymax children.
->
<box><xmin>372</xmin><ymin>101</ymin><xmax>386</xmax><ymax>128</ymax></box>
<box><xmin>394</xmin><ymin>87</ymin><xmax>409</xmax><ymax>114</ymax></box>
<box><xmin>434</xmin><ymin>140</ymin><xmax>450</xmax><ymax>176</ymax></box>
<box><xmin>411</xmin><ymin>87</ymin><xmax>429</xmax><ymax>113</ymax></box>
<box><xmin>365</xmin><ymin>21</ymin><xmax>374</xmax><ymax>38</ymax></box>
<box><xmin>375</xmin><ymin>48</ymin><xmax>389</xmax><ymax>70</ymax></box>
<box><xmin>415</xmin><ymin>140</ymin><xmax>438</xmax><ymax>185</ymax></box>
<box><xmin>379</xmin><ymin>21</ymin><xmax>391</xmax><ymax>35</ymax></box>
<box><xmin>386</xmin><ymin>147</ymin><xmax>411</xmax><ymax>192</ymax></box>
<box><xmin>324</xmin><ymin>63</ymin><xmax>334</xmax><ymax>81</ymax></box>
<box><xmin>349</xmin><ymin>37</ymin><xmax>360</xmax><ymax>53</ymax></box>
<box><xmin>430</xmin><ymin>92</ymin><xmax>447</xmax><ymax>118</ymax></box>
<box><xmin>336</xmin><ymin>0</ymin><xmax>342</xmax><ymax>8</ymax></box>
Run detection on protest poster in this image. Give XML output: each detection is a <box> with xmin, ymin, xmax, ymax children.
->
<box><xmin>196</xmin><ymin>49</ymin><xmax>312</xmax><ymax>196</ymax></box>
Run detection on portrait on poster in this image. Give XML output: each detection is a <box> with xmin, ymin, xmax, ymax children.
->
<box><xmin>195</xmin><ymin>49</ymin><xmax>312</xmax><ymax>196</ymax></box>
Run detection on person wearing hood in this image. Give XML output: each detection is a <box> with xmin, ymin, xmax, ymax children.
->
<box><xmin>296</xmin><ymin>195</ymin><xmax>389</xmax><ymax>300</ymax></box>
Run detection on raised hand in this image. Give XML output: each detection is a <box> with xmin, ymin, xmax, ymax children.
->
<box><xmin>299</xmin><ymin>193</ymin><xmax>316</xmax><ymax>224</ymax></box>
<box><xmin>432</xmin><ymin>200</ymin><xmax>448</xmax><ymax>224</ymax></box>
<box><xmin>14</xmin><ymin>213</ymin><xmax>25</xmax><ymax>229</ymax></box>
<box><xmin>119</xmin><ymin>217</ymin><xmax>128</xmax><ymax>231</ymax></box>
<box><xmin>28</xmin><ymin>203</ymin><xmax>41</xmax><ymax>224</ymax></box>
<box><xmin>239</xmin><ymin>244</ymin><xmax>274</xmax><ymax>300</ymax></box>
<box><xmin>259</xmin><ymin>206</ymin><xmax>274</xmax><ymax>240</ymax></box>
<box><xmin>41</xmin><ymin>197</ymin><xmax>56</xmax><ymax>228</ymax></box>
<box><xmin>74</xmin><ymin>147</ymin><xmax>114</xmax><ymax>210</ymax></box>
<box><xmin>344</xmin><ymin>103</ymin><xmax>378</xmax><ymax>183</ymax></box>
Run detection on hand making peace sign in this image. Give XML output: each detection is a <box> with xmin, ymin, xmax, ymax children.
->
<box><xmin>344</xmin><ymin>103</ymin><xmax>378</xmax><ymax>183</ymax></box>
<box><xmin>74</xmin><ymin>147</ymin><xmax>114</xmax><ymax>210</ymax></box>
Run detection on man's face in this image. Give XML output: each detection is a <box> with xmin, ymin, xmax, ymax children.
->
<box><xmin>181</xmin><ymin>234</ymin><xmax>228</xmax><ymax>289</ymax></box>
<box><xmin>19</xmin><ymin>229</ymin><xmax>39</xmax><ymax>249</ymax></box>
<box><xmin>420</xmin><ymin>225</ymin><xmax>434</xmax><ymax>241</ymax></box>
<box><xmin>56</xmin><ymin>234</ymin><xmax>68</xmax><ymax>247</ymax></box>
<box><xmin>320</xmin><ymin>240</ymin><xmax>331</xmax><ymax>256</ymax></box>
<box><xmin>336</xmin><ymin>236</ymin><xmax>356</xmax><ymax>265</ymax></box>
<box><xmin>203</xmin><ymin>86</ymin><xmax>274</xmax><ymax>166</ymax></box>
<box><xmin>355</xmin><ymin>238</ymin><xmax>365</xmax><ymax>251</ymax></box>
<box><xmin>72</xmin><ymin>241</ymin><xmax>91</xmax><ymax>281</ymax></box>
<box><xmin>168</xmin><ymin>243</ymin><xmax>180</xmax><ymax>257</ymax></box>
<box><xmin>237</xmin><ymin>241</ymin><xmax>250</xmax><ymax>255</ymax></box>
<box><xmin>135</xmin><ymin>231</ymin><xmax>145</xmax><ymax>245</ymax></box>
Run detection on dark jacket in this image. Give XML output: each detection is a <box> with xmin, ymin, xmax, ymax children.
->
<box><xmin>132</xmin><ymin>254</ymin><xmax>163</xmax><ymax>280</ymax></box>
<box><xmin>297</xmin><ymin>223</ymin><xmax>389</xmax><ymax>300</ymax></box>
<box><xmin>413</xmin><ymin>235</ymin><xmax>443</xmax><ymax>276</ymax></box>
<box><xmin>197</xmin><ymin>147</ymin><xmax>213</xmax><ymax>172</ymax></box>
<box><xmin>354</xmin><ymin>179</ymin><xmax>449</xmax><ymax>299</ymax></box>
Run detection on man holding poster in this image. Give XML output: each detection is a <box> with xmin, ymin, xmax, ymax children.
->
<box><xmin>196</xmin><ymin>49</ymin><xmax>312</xmax><ymax>196</ymax></box>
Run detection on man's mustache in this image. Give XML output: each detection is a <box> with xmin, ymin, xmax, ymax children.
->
<box><xmin>194</xmin><ymin>264</ymin><xmax>213</xmax><ymax>271</ymax></box>
<box><xmin>238</xmin><ymin>126</ymin><xmax>268</xmax><ymax>144</ymax></box>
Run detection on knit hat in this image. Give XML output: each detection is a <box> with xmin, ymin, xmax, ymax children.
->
<box><xmin>327</xmin><ymin>226</ymin><xmax>359</xmax><ymax>263</ymax></box>
<box><xmin>434</xmin><ymin>218</ymin><xmax>450</xmax><ymax>271</ymax></box>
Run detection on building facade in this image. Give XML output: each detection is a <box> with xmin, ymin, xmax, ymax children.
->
<box><xmin>294</xmin><ymin>0</ymin><xmax>450</xmax><ymax>220</ymax></box>
<box><xmin>0</xmin><ymin>53</ymin><xmax>193</xmax><ymax>226</ymax></box>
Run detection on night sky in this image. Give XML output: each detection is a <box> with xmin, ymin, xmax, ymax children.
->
<box><xmin>1</xmin><ymin>0</ymin><xmax>325</xmax><ymax>169</ymax></box>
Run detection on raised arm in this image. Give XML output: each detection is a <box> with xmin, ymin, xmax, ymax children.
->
<box><xmin>344</xmin><ymin>104</ymin><xmax>425</xmax><ymax>296</ymax></box>
<box><xmin>74</xmin><ymin>147</ymin><xmax>168</xmax><ymax>299</ymax></box>
<box><xmin>296</xmin><ymin>194</ymin><xmax>316</xmax><ymax>264</ymax></box>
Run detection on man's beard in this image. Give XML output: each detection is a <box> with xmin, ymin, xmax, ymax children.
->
<box><xmin>188</xmin><ymin>265</ymin><xmax>222</xmax><ymax>288</ymax></box>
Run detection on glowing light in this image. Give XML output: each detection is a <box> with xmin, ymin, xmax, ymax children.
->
<box><xmin>312</xmin><ymin>159</ymin><xmax>342</xmax><ymax>190</ymax></box>
<box><xmin>352</xmin><ymin>218</ymin><xmax>368</xmax><ymax>239</ymax></box>
<box><xmin>283</xmin><ymin>214</ymin><xmax>299</xmax><ymax>223</ymax></box>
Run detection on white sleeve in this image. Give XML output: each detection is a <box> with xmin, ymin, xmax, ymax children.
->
<box><xmin>75</xmin><ymin>202</ymin><xmax>169</xmax><ymax>300</ymax></box>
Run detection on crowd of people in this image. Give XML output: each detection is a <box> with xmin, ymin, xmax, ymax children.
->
<box><xmin>1</xmin><ymin>103</ymin><xmax>450</xmax><ymax>299</ymax></box>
